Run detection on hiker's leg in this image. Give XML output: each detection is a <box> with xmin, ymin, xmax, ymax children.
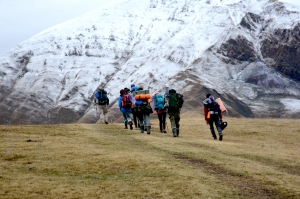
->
<box><xmin>137</xmin><ymin>113</ymin><xmax>144</xmax><ymax>133</ymax></box>
<box><xmin>215</xmin><ymin>119</ymin><xmax>223</xmax><ymax>141</ymax></box>
<box><xmin>209</xmin><ymin>119</ymin><xmax>217</xmax><ymax>139</ymax></box>
<box><xmin>102</xmin><ymin>105</ymin><xmax>109</xmax><ymax>124</ymax></box>
<box><xmin>162</xmin><ymin>112</ymin><xmax>167</xmax><ymax>133</ymax></box>
<box><xmin>144</xmin><ymin>114</ymin><xmax>151</xmax><ymax>134</ymax></box>
<box><xmin>132</xmin><ymin>108</ymin><xmax>138</xmax><ymax>127</ymax></box>
<box><xmin>98</xmin><ymin>105</ymin><xmax>104</xmax><ymax>123</ymax></box>
<box><xmin>157</xmin><ymin>114</ymin><xmax>163</xmax><ymax>132</ymax></box>
<box><xmin>169</xmin><ymin>112</ymin><xmax>177</xmax><ymax>137</ymax></box>
<box><xmin>124</xmin><ymin>112</ymin><xmax>133</xmax><ymax>129</ymax></box>
<box><xmin>175</xmin><ymin>112</ymin><xmax>180</xmax><ymax>136</ymax></box>
<box><xmin>123</xmin><ymin>112</ymin><xmax>128</xmax><ymax>129</ymax></box>
<box><xmin>215</xmin><ymin>119</ymin><xmax>222</xmax><ymax>135</ymax></box>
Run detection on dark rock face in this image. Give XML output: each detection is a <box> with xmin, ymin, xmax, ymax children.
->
<box><xmin>260</xmin><ymin>23</ymin><xmax>300</xmax><ymax>82</ymax></box>
<box><xmin>218</xmin><ymin>35</ymin><xmax>257</xmax><ymax>63</ymax></box>
<box><xmin>240</xmin><ymin>12</ymin><xmax>263</xmax><ymax>31</ymax></box>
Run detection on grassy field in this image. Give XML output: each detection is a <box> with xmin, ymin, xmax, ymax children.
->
<box><xmin>0</xmin><ymin>115</ymin><xmax>300</xmax><ymax>199</ymax></box>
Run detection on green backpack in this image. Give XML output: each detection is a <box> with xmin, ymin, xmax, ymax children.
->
<box><xmin>169</xmin><ymin>93</ymin><xmax>184</xmax><ymax>110</ymax></box>
<box><xmin>169</xmin><ymin>93</ymin><xmax>179</xmax><ymax>109</ymax></box>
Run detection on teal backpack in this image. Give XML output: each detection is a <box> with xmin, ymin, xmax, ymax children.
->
<box><xmin>155</xmin><ymin>94</ymin><xmax>165</xmax><ymax>110</ymax></box>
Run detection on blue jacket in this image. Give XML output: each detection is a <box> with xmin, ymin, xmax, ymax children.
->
<box><xmin>118</xmin><ymin>94</ymin><xmax>131</xmax><ymax>113</ymax></box>
<box><xmin>131</xmin><ymin>85</ymin><xmax>139</xmax><ymax>92</ymax></box>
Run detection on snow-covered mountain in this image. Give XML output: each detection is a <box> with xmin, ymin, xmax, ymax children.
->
<box><xmin>1</xmin><ymin>0</ymin><xmax>300</xmax><ymax>124</ymax></box>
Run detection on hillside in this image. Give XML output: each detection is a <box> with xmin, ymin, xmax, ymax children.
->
<box><xmin>1</xmin><ymin>117</ymin><xmax>300</xmax><ymax>198</ymax></box>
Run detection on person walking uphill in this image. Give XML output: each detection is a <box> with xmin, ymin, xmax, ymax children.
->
<box><xmin>166</xmin><ymin>89</ymin><xmax>184</xmax><ymax>137</ymax></box>
<box><xmin>135</xmin><ymin>87</ymin><xmax>153</xmax><ymax>134</ymax></box>
<box><xmin>152</xmin><ymin>92</ymin><xmax>167</xmax><ymax>133</ymax></box>
<box><xmin>94</xmin><ymin>88</ymin><xmax>109</xmax><ymax>124</ymax></box>
<box><xmin>118</xmin><ymin>89</ymin><xmax>133</xmax><ymax>129</ymax></box>
<box><xmin>203</xmin><ymin>94</ymin><xmax>223</xmax><ymax>141</ymax></box>
<box><xmin>130</xmin><ymin>85</ymin><xmax>139</xmax><ymax>128</ymax></box>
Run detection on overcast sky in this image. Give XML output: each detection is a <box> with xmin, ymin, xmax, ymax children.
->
<box><xmin>0</xmin><ymin>0</ymin><xmax>108</xmax><ymax>56</ymax></box>
<box><xmin>0</xmin><ymin>0</ymin><xmax>300</xmax><ymax>57</ymax></box>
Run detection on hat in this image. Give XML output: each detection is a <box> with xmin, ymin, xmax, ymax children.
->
<box><xmin>206</xmin><ymin>94</ymin><xmax>211</xmax><ymax>98</ymax></box>
<box><xmin>124</xmin><ymin>88</ymin><xmax>130</xmax><ymax>93</ymax></box>
<box><xmin>131</xmin><ymin>84</ymin><xmax>135</xmax><ymax>88</ymax></box>
<box><xmin>120</xmin><ymin>89</ymin><xmax>125</xmax><ymax>95</ymax></box>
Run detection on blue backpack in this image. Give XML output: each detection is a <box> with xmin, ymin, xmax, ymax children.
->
<box><xmin>155</xmin><ymin>94</ymin><xmax>165</xmax><ymax>110</ymax></box>
<box><xmin>94</xmin><ymin>90</ymin><xmax>109</xmax><ymax>105</ymax></box>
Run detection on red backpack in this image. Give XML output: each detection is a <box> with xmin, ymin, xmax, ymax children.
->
<box><xmin>122</xmin><ymin>94</ymin><xmax>132</xmax><ymax>108</ymax></box>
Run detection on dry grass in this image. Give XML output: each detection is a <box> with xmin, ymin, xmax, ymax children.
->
<box><xmin>0</xmin><ymin>114</ymin><xmax>300</xmax><ymax>199</ymax></box>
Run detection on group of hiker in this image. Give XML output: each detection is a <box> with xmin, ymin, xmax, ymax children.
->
<box><xmin>94</xmin><ymin>85</ymin><xmax>226</xmax><ymax>140</ymax></box>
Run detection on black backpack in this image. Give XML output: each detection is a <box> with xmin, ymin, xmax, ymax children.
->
<box><xmin>209</xmin><ymin>102</ymin><xmax>220</xmax><ymax>114</ymax></box>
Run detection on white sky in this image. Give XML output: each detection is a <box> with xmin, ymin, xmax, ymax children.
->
<box><xmin>0</xmin><ymin>0</ymin><xmax>300</xmax><ymax>57</ymax></box>
<box><xmin>0</xmin><ymin>0</ymin><xmax>107</xmax><ymax>56</ymax></box>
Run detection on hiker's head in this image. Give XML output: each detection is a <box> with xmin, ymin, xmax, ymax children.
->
<box><xmin>209</xmin><ymin>95</ymin><xmax>214</xmax><ymax>101</ymax></box>
<box><xmin>120</xmin><ymin>89</ymin><xmax>125</xmax><ymax>95</ymax></box>
<box><xmin>169</xmin><ymin>89</ymin><xmax>176</xmax><ymax>94</ymax></box>
<box><xmin>124</xmin><ymin>87</ymin><xmax>130</xmax><ymax>93</ymax></box>
<box><xmin>98</xmin><ymin>88</ymin><xmax>104</xmax><ymax>92</ymax></box>
<box><xmin>206</xmin><ymin>94</ymin><xmax>211</xmax><ymax>98</ymax></box>
<box><xmin>138</xmin><ymin>87</ymin><xmax>143</xmax><ymax>91</ymax></box>
<box><xmin>131</xmin><ymin>84</ymin><xmax>135</xmax><ymax>88</ymax></box>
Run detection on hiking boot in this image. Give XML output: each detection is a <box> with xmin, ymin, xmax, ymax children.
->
<box><xmin>172</xmin><ymin>128</ymin><xmax>177</xmax><ymax>137</ymax></box>
<box><xmin>213</xmin><ymin>136</ymin><xmax>217</xmax><ymax>140</ymax></box>
<box><xmin>219</xmin><ymin>135</ymin><xmax>223</xmax><ymax>141</ymax></box>
<box><xmin>147</xmin><ymin>126</ymin><xmax>151</xmax><ymax>134</ymax></box>
<box><xmin>124</xmin><ymin>125</ymin><xmax>128</xmax><ymax>129</ymax></box>
<box><xmin>105</xmin><ymin>121</ymin><xmax>108</xmax><ymax>124</ymax></box>
<box><xmin>128</xmin><ymin>121</ymin><xmax>133</xmax><ymax>130</ymax></box>
<box><xmin>135</xmin><ymin>125</ymin><xmax>138</xmax><ymax>128</ymax></box>
<box><xmin>140</xmin><ymin>125</ymin><xmax>144</xmax><ymax>133</ymax></box>
<box><xmin>163</xmin><ymin>129</ymin><xmax>167</xmax><ymax>133</ymax></box>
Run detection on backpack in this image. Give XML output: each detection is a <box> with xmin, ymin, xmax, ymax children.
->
<box><xmin>176</xmin><ymin>93</ymin><xmax>184</xmax><ymax>108</ymax></box>
<box><xmin>122</xmin><ymin>94</ymin><xmax>132</xmax><ymax>108</ymax></box>
<box><xmin>138</xmin><ymin>101</ymin><xmax>153</xmax><ymax>114</ymax></box>
<box><xmin>155</xmin><ymin>94</ymin><xmax>165</xmax><ymax>110</ymax></box>
<box><xmin>209</xmin><ymin>102</ymin><xmax>221</xmax><ymax>114</ymax></box>
<box><xmin>94</xmin><ymin>90</ymin><xmax>108</xmax><ymax>105</ymax></box>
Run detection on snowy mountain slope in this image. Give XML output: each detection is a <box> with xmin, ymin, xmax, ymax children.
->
<box><xmin>1</xmin><ymin>0</ymin><xmax>300</xmax><ymax>124</ymax></box>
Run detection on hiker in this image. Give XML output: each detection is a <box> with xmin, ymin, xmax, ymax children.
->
<box><xmin>94</xmin><ymin>88</ymin><xmax>109</xmax><ymax>124</ymax></box>
<box><xmin>118</xmin><ymin>89</ymin><xmax>133</xmax><ymax>129</ymax></box>
<box><xmin>166</xmin><ymin>89</ymin><xmax>184</xmax><ymax>137</ymax></box>
<box><xmin>203</xmin><ymin>94</ymin><xmax>223</xmax><ymax>141</ymax></box>
<box><xmin>130</xmin><ymin>85</ymin><xmax>139</xmax><ymax>128</ymax></box>
<box><xmin>152</xmin><ymin>92</ymin><xmax>167</xmax><ymax>133</ymax></box>
<box><xmin>135</xmin><ymin>87</ymin><xmax>153</xmax><ymax>134</ymax></box>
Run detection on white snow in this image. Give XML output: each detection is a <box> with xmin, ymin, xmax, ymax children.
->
<box><xmin>280</xmin><ymin>99</ymin><xmax>300</xmax><ymax>112</ymax></box>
